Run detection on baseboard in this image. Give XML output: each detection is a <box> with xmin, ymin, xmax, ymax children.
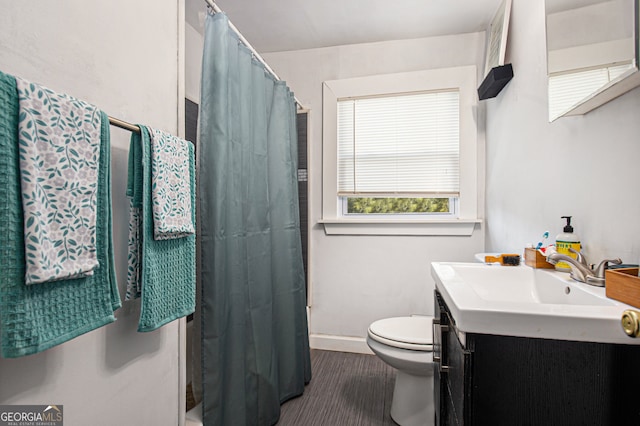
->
<box><xmin>309</xmin><ymin>334</ymin><xmax>374</xmax><ymax>355</ymax></box>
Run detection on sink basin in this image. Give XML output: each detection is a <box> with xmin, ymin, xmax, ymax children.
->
<box><xmin>452</xmin><ymin>263</ymin><xmax>615</xmax><ymax>306</ymax></box>
<box><xmin>431</xmin><ymin>262</ymin><xmax>639</xmax><ymax>344</ymax></box>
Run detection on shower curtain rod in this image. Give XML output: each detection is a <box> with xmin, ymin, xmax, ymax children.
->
<box><xmin>204</xmin><ymin>0</ymin><xmax>303</xmax><ymax>109</ymax></box>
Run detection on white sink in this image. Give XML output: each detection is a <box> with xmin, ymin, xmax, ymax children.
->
<box><xmin>431</xmin><ymin>262</ymin><xmax>639</xmax><ymax>344</ymax></box>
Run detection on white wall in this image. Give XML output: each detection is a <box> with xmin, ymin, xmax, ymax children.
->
<box><xmin>186</xmin><ymin>23</ymin><xmax>204</xmax><ymax>103</ymax></box>
<box><xmin>485</xmin><ymin>1</ymin><xmax>640</xmax><ymax>265</ymax></box>
<box><xmin>263</xmin><ymin>34</ymin><xmax>486</xmax><ymax>352</ymax></box>
<box><xmin>0</xmin><ymin>1</ymin><xmax>185</xmax><ymax>425</ymax></box>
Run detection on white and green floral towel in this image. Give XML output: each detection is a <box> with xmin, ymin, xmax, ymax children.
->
<box><xmin>125</xmin><ymin>200</ymin><xmax>142</xmax><ymax>300</ymax></box>
<box><xmin>149</xmin><ymin>128</ymin><xmax>194</xmax><ymax>240</ymax></box>
<box><xmin>16</xmin><ymin>78</ymin><xmax>101</xmax><ymax>285</ymax></box>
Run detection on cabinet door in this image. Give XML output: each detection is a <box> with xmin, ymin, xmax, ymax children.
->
<box><xmin>435</xmin><ymin>293</ymin><xmax>472</xmax><ymax>425</ymax></box>
<box><xmin>433</xmin><ymin>293</ymin><xmax>444</xmax><ymax>425</ymax></box>
<box><xmin>444</xmin><ymin>321</ymin><xmax>472</xmax><ymax>425</ymax></box>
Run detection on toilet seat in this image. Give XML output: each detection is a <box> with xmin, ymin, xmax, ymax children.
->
<box><xmin>368</xmin><ymin>316</ymin><xmax>433</xmax><ymax>351</ymax></box>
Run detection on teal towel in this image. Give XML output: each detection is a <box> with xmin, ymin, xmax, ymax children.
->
<box><xmin>125</xmin><ymin>128</ymin><xmax>144</xmax><ymax>300</ymax></box>
<box><xmin>0</xmin><ymin>70</ymin><xmax>121</xmax><ymax>358</ymax></box>
<box><xmin>127</xmin><ymin>126</ymin><xmax>196</xmax><ymax>332</ymax></box>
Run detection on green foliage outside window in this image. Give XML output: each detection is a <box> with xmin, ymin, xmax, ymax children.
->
<box><xmin>346</xmin><ymin>197</ymin><xmax>450</xmax><ymax>214</ymax></box>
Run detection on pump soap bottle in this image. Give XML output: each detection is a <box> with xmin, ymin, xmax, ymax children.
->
<box><xmin>555</xmin><ymin>216</ymin><xmax>581</xmax><ymax>272</ymax></box>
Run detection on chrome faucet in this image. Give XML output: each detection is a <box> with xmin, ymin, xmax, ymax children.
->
<box><xmin>546</xmin><ymin>249</ymin><xmax>622</xmax><ymax>287</ymax></box>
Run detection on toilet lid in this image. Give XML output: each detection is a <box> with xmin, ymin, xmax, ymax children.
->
<box><xmin>368</xmin><ymin>316</ymin><xmax>433</xmax><ymax>351</ymax></box>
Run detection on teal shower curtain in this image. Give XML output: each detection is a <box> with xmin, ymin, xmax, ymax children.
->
<box><xmin>198</xmin><ymin>13</ymin><xmax>311</xmax><ymax>426</ymax></box>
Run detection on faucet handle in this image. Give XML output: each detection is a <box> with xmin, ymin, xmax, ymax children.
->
<box><xmin>594</xmin><ymin>258</ymin><xmax>623</xmax><ymax>278</ymax></box>
<box><xmin>569</xmin><ymin>247</ymin><xmax>588</xmax><ymax>267</ymax></box>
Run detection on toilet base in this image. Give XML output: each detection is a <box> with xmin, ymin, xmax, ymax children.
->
<box><xmin>390</xmin><ymin>370</ymin><xmax>434</xmax><ymax>426</ymax></box>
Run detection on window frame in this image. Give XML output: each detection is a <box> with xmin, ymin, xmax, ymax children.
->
<box><xmin>321</xmin><ymin>66</ymin><xmax>481</xmax><ymax>236</ymax></box>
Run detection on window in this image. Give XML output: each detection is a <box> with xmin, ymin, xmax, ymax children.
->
<box><xmin>337</xmin><ymin>91</ymin><xmax>459</xmax><ymax>216</ymax></box>
<box><xmin>321</xmin><ymin>66</ymin><xmax>481</xmax><ymax>235</ymax></box>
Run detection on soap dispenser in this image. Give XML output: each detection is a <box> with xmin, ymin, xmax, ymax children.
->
<box><xmin>555</xmin><ymin>216</ymin><xmax>581</xmax><ymax>272</ymax></box>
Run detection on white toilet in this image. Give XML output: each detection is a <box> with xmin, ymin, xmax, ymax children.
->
<box><xmin>366</xmin><ymin>316</ymin><xmax>435</xmax><ymax>426</ymax></box>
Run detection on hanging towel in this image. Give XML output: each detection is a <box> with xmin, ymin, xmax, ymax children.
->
<box><xmin>125</xmin><ymin>130</ymin><xmax>144</xmax><ymax>301</ymax></box>
<box><xmin>0</xmin><ymin>70</ymin><xmax>120</xmax><ymax>358</ymax></box>
<box><xmin>126</xmin><ymin>126</ymin><xmax>196</xmax><ymax>332</ymax></box>
<box><xmin>125</xmin><ymin>200</ymin><xmax>142</xmax><ymax>300</ymax></box>
<box><xmin>149</xmin><ymin>128</ymin><xmax>195</xmax><ymax>240</ymax></box>
<box><xmin>15</xmin><ymin>77</ymin><xmax>101</xmax><ymax>285</ymax></box>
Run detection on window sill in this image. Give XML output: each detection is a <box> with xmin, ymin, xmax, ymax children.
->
<box><xmin>319</xmin><ymin>218</ymin><xmax>482</xmax><ymax>236</ymax></box>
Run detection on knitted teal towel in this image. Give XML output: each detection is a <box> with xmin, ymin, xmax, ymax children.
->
<box><xmin>127</xmin><ymin>126</ymin><xmax>196</xmax><ymax>332</ymax></box>
<box><xmin>0</xmin><ymin>70</ymin><xmax>121</xmax><ymax>358</ymax></box>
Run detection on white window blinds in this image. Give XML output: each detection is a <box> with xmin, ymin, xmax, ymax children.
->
<box><xmin>548</xmin><ymin>63</ymin><xmax>634</xmax><ymax>121</ymax></box>
<box><xmin>337</xmin><ymin>90</ymin><xmax>460</xmax><ymax>196</ymax></box>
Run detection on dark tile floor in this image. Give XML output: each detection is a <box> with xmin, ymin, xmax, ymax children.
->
<box><xmin>277</xmin><ymin>349</ymin><xmax>397</xmax><ymax>426</ymax></box>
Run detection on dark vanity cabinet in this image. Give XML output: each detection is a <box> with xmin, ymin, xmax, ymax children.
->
<box><xmin>434</xmin><ymin>290</ymin><xmax>640</xmax><ymax>425</ymax></box>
